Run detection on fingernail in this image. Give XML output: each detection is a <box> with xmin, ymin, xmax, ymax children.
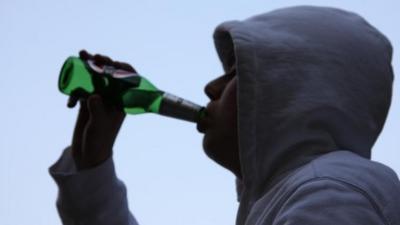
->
<box><xmin>67</xmin><ymin>98</ymin><xmax>77</xmax><ymax>108</ymax></box>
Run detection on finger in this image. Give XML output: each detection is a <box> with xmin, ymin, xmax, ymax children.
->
<box><xmin>87</xmin><ymin>94</ymin><xmax>105</xmax><ymax>119</ymax></box>
<box><xmin>77</xmin><ymin>99</ymin><xmax>90</xmax><ymax>125</ymax></box>
<box><xmin>94</xmin><ymin>54</ymin><xmax>114</xmax><ymax>66</ymax></box>
<box><xmin>67</xmin><ymin>95</ymin><xmax>80</xmax><ymax>108</ymax></box>
<box><xmin>71</xmin><ymin>99</ymin><xmax>90</xmax><ymax>160</ymax></box>
<box><xmin>113</xmin><ymin>61</ymin><xmax>136</xmax><ymax>73</ymax></box>
<box><xmin>79</xmin><ymin>49</ymin><xmax>93</xmax><ymax>60</ymax></box>
<box><xmin>87</xmin><ymin>95</ymin><xmax>126</xmax><ymax>126</ymax></box>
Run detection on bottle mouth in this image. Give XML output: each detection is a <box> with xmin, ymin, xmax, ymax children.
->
<box><xmin>59</xmin><ymin>58</ymin><xmax>74</xmax><ymax>94</ymax></box>
<box><xmin>198</xmin><ymin>107</ymin><xmax>207</xmax><ymax>120</ymax></box>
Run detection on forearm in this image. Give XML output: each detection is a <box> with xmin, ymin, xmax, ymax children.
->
<box><xmin>49</xmin><ymin>147</ymin><xmax>138</xmax><ymax>225</ymax></box>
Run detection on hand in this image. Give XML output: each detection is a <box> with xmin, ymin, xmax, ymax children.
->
<box><xmin>67</xmin><ymin>50</ymin><xmax>136</xmax><ymax>170</ymax></box>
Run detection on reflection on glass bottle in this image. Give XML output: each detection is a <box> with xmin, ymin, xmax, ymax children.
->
<box><xmin>59</xmin><ymin>56</ymin><xmax>205</xmax><ymax>123</ymax></box>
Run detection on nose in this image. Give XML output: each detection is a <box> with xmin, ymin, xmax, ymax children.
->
<box><xmin>204</xmin><ymin>66</ymin><xmax>236</xmax><ymax>101</ymax></box>
<box><xmin>204</xmin><ymin>78</ymin><xmax>223</xmax><ymax>101</ymax></box>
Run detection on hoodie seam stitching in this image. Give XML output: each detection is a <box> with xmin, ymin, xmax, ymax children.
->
<box><xmin>234</xmin><ymin>28</ymin><xmax>260</xmax><ymax>192</ymax></box>
<box><xmin>249</xmin><ymin>29</ymin><xmax>261</xmax><ymax>194</ymax></box>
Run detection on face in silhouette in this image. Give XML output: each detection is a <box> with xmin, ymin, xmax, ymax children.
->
<box><xmin>198</xmin><ymin>66</ymin><xmax>241</xmax><ymax>177</ymax></box>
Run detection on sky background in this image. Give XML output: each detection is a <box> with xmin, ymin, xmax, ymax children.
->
<box><xmin>1</xmin><ymin>0</ymin><xmax>399</xmax><ymax>224</ymax></box>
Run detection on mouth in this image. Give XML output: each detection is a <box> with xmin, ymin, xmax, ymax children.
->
<box><xmin>197</xmin><ymin>119</ymin><xmax>206</xmax><ymax>133</ymax></box>
<box><xmin>197</xmin><ymin>106</ymin><xmax>211</xmax><ymax>133</ymax></box>
<box><xmin>196</xmin><ymin>121</ymin><xmax>206</xmax><ymax>134</ymax></box>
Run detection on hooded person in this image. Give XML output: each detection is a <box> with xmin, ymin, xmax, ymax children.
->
<box><xmin>211</xmin><ymin>6</ymin><xmax>400</xmax><ymax>224</ymax></box>
<box><xmin>49</xmin><ymin>5</ymin><xmax>400</xmax><ymax>225</ymax></box>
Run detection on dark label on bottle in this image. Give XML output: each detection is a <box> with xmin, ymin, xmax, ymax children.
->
<box><xmin>159</xmin><ymin>93</ymin><xmax>204</xmax><ymax>123</ymax></box>
<box><xmin>86</xmin><ymin>60</ymin><xmax>140</xmax><ymax>87</ymax></box>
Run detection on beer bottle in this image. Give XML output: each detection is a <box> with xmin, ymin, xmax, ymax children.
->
<box><xmin>58</xmin><ymin>56</ymin><xmax>205</xmax><ymax>123</ymax></box>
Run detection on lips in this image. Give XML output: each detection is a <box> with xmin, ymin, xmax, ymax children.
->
<box><xmin>197</xmin><ymin>105</ymin><xmax>211</xmax><ymax>133</ymax></box>
<box><xmin>197</xmin><ymin>120</ymin><xmax>206</xmax><ymax>133</ymax></box>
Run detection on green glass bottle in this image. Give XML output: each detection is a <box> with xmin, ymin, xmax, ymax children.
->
<box><xmin>58</xmin><ymin>56</ymin><xmax>205</xmax><ymax>123</ymax></box>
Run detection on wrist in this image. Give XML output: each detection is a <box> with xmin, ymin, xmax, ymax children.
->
<box><xmin>73</xmin><ymin>148</ymin><xmax>112</xmax><ymax>171</ymax></box>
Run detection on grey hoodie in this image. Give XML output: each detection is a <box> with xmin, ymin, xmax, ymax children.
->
<box><xmin>213</xmin><ymin>6</ymin><xmax>400</xmax><ymax>225</ymax></box>
<box><xmin>50</xmin><ymin>6</ymin><xmax>400</xmax><ymax>225</ymax></box>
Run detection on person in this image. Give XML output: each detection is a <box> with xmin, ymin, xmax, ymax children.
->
<box><xmin>49</xmin><ymin>6</ymin><xmax>400</xmax><ymax>225</ymax></box>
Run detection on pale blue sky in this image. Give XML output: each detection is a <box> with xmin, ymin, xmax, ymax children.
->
<box><xmin>1</xmin><ymin>1</ymin><xmax>399</xmax><ymax>224</ymax></box>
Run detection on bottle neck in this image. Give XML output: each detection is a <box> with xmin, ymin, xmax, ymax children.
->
<box><xmin>159</xmin><ymin>92</ymin><xmax>204</xmax><ymax>123</ymax></box>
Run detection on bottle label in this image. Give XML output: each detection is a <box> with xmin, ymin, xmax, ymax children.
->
<box><xmin>86</xmin><ymin>60</ymin><xmax>141</xmax><ymax>86</ymax></box>
<box><xmin>163</xmin><ymin>93</ymin><xmax>202</xmax><ymax>111</ymax></box>
<box><xmin>160</xmin><ymin>92</ymin><xmax>204</xmax><ymax>123</ymax></box>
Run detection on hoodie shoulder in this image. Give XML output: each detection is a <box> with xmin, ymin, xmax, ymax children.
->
<box><xmin>309</xmin><ymin>151</ymin><xmax>400</xmax><ymax>224</ymax></box>
<box><xmin>246</xmin><ymin>151</ymin><xmax>400</xmax><ymax>225</ymax></box>
<box><xmin>269</xmin><ymin>177</ymin><xmax>387</xmax><ymax>225</ymax></box>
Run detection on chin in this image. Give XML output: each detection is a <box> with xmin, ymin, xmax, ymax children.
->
<box><xmin>201</xmin><ymin>132</ymin><xmax>241</xmax><ymax>177</ymax></box>
<box><xmin>202</xmin><ymin>133</ymin><xmax>212</xmax><ymax>156</ymax></box>
<box><xmin>202</xmin><ymin>134</ymin><xmax>228</xmax><ymax>167</ymax></box>
<box><xmin>202</xmin><ymin>133</ymin><xmax>219</xmax><ymax>161</ymax></box>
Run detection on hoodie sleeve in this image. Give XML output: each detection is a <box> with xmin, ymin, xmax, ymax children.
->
<box><xmin>49</xmin><ymin>147</ymin><xmax>139</xmax><ymax>225</ymax></box>
<box><xmin>270</xmin><ymin>179</ymin><xmax>385</xmax><ymax>225</ymax></box>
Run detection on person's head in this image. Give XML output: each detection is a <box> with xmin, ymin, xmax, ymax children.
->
<box><xmin>199</xmin><ymin>65</ymin><xmax>241</xmax><ymax>178</ymax></box>
<box><xmin>198</xmin><ymin>6</ymin><xmax>393</xmax><ymax>187</ymax></box>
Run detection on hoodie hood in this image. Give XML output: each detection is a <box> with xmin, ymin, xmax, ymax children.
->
<box><xmin>213</xmin><ymin>6</ymin><xmax>393</xmax><ymax>222</ymax></box>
